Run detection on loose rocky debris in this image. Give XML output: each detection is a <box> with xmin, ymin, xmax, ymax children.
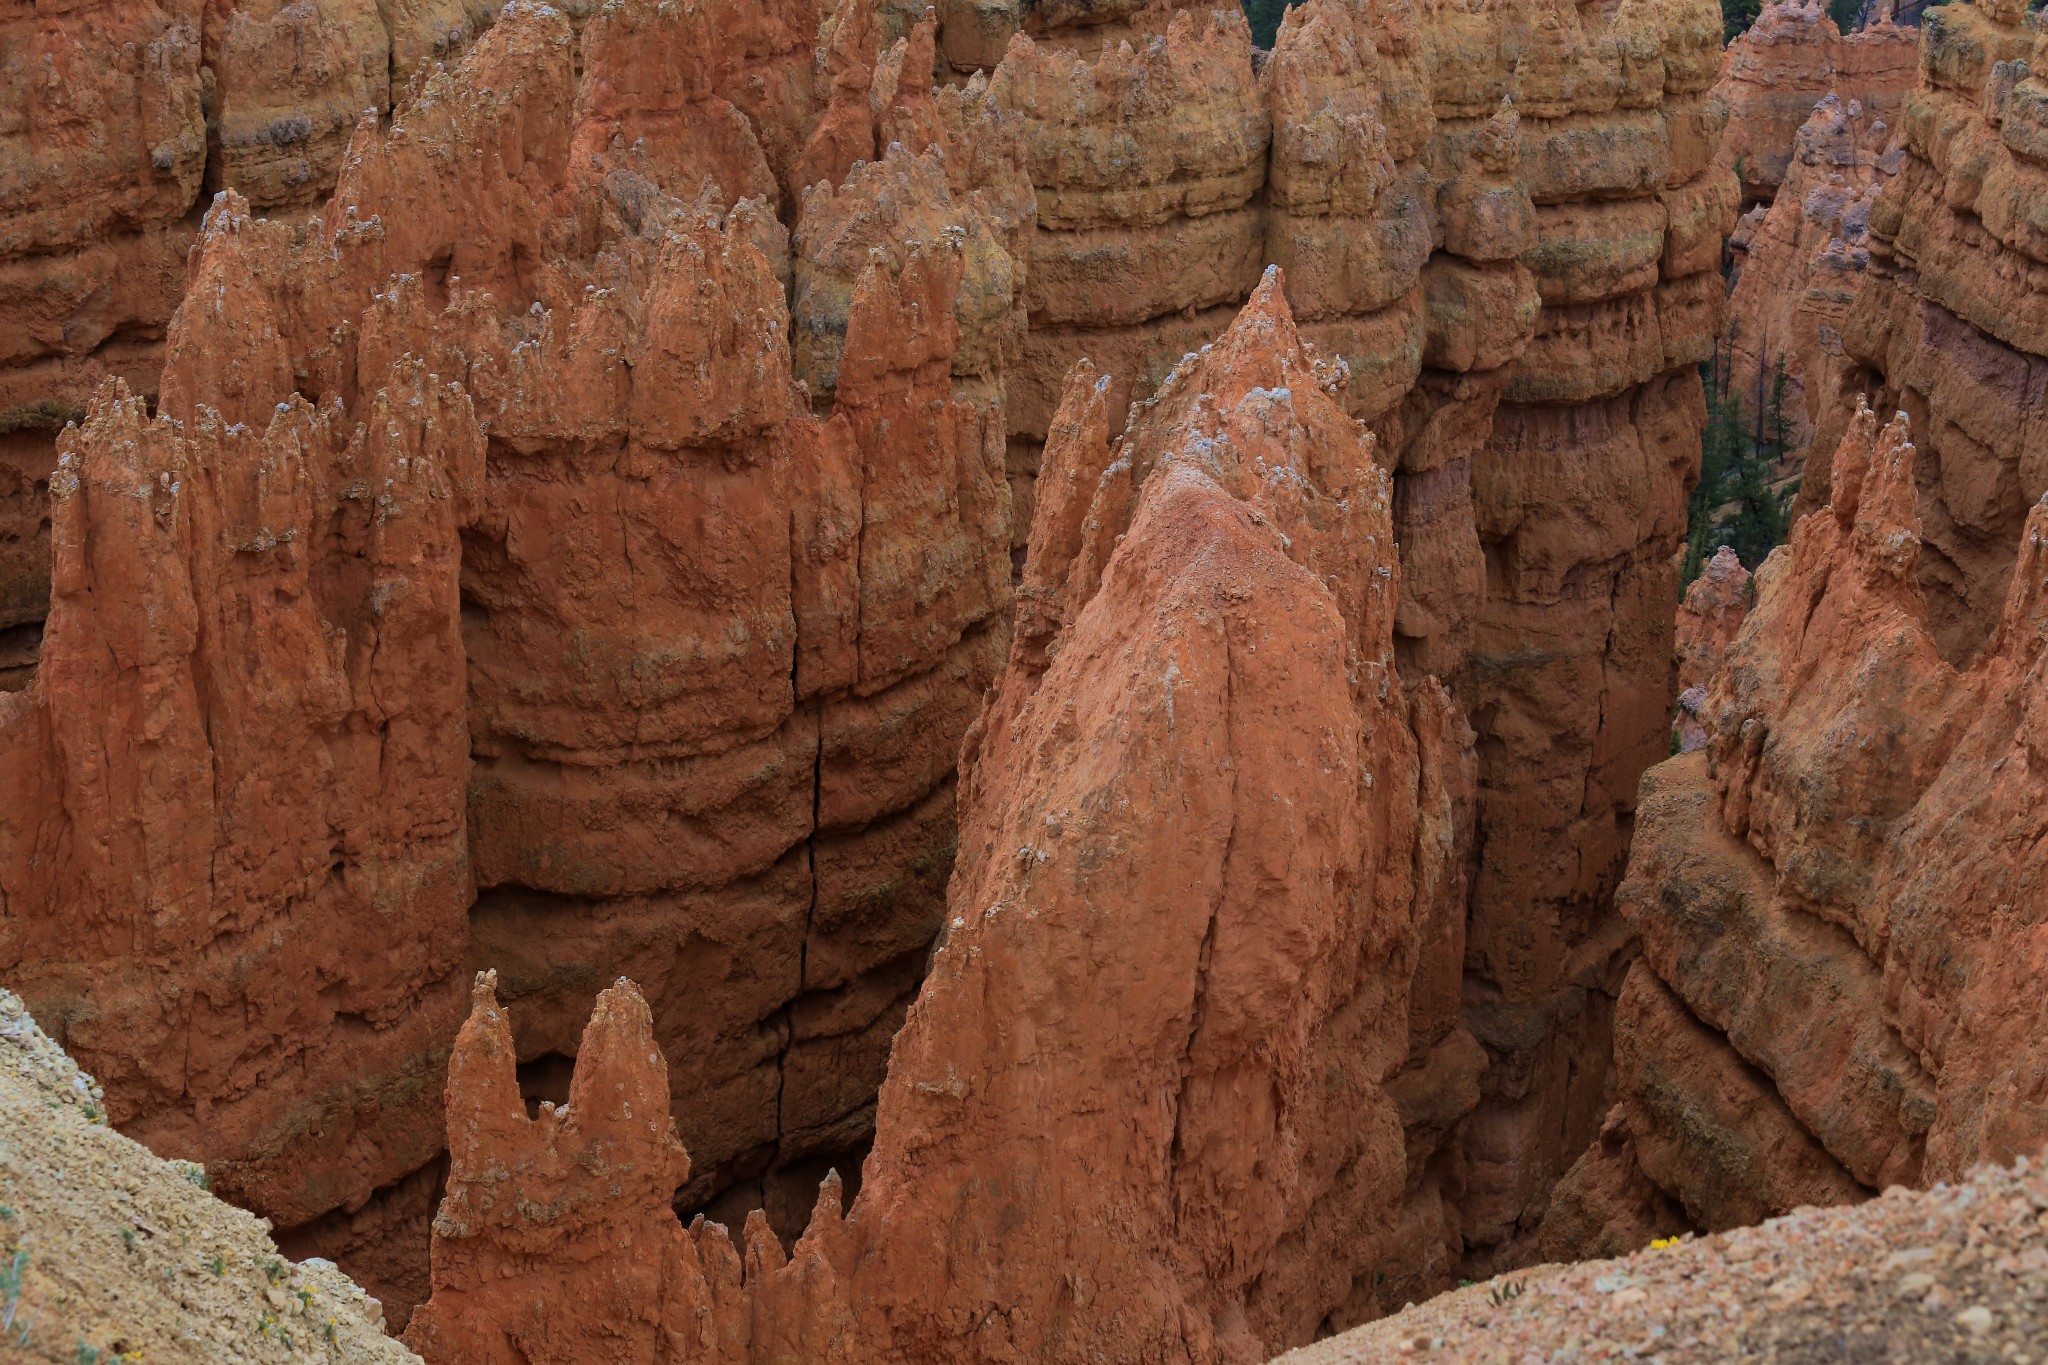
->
<box><xmin>0</xmin><ymin>990</ymin><xmax>417</xmax><ymax>1364</ymax></box>
<box><xmin>1278</xmin><ymin>1151</ymin><xmax>2048</xmax><ymax>1364</ymax></box>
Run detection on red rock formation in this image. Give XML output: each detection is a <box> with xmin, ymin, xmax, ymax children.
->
<box><xmin>0</xmin><ymin>0</ymin><xmax>828</xmax><ymax>695</ymax></box>
<box><xmin>0</xmin><ymin>292</ymin><xmax>479</xmax><ymax>1314</ymax></box>
<box><xmin>994</xmin><ymin>1</ymin><xmax>1274</xmax><ymax>545</ymax></box>
<box><xmin>1813</xmin><ymin>0</ymin><xmax>2048</xmax><ymax>665</ymax></box>
<box><xmin>409</xmin><ymin>274</ymin><xmax>1486</xmax><ymax>1361</ymax></box>
<box><xmin>0</xmin><ymin>0</ymin><xmax>204</xmax><ymax>682</ymax></box>
<box><xmin>1675</xmin><ymin>545</ymin><xmax>1753</xmax><ymax>695</ymax></box>
<box><xmin>1714</xmin><ymin>0</ymin><xmax>1917</xmax><ymax>204</ymax></box>
<box><xmin>1554</xmin><ymin>402</ymin><xmax>2048</xmax><ymax>1253</ymax></box>
<box><xmin>1450</xmin><ymin>0</ymin><xmax>1734</xmax><ymax>1269</ymax></box>
<box><xmin>1724</xmin><ymin>92</ymin><xmax>1905</xmax><ymax>454</ymax></box>
<box><xmin>1672</xmin><ymin>544</ymin><xmax>1751</xmax><ymax>751</ymax></box>
<box><xmin>972</xmin><ymin>0</ymin><xmax>1738</xmax><ymax>1270</ymax></box>
<box><xmin>1</xmin><ymin>0</ymin><xmax>1013</xmax><ymax>1323</ymax></box>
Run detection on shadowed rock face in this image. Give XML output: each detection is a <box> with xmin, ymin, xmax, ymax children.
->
<box><xmin>406</xmin><ymin>275</ymin><xmax>1487</xmax><ymax>1363</ymax></box>
<box><xmin>1548</xmin><ymin>402</ymin><xmax>2048</xmax><ymax>1256</ymax></box>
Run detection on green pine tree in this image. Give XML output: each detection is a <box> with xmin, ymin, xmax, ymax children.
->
<box><xmin>1681</xmin><ymin>349</ymin><xmax>1795</xmax><ymax>590</ymax></box>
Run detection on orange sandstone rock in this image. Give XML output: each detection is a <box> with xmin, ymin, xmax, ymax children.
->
<box><xmin>1</xmin><ymin>0</ymin><xmax>1017</xmax><ymax>1323</ymax></box>
<box><xmin>1676</xmin><ymin>545</ymin><xmax>1753</xmax><ymax>696</ymax></box>
<box><xmin>1724</xmin><ymin>92</ymin><xmax>1904</xmax><ymax>457</ymax></box>
<box><xmin>1561</xmin><ymin>402</ymin><xmax>2048</xmax><ymax>1251</ymax></box>
<box><xmin>1</xmin><ymin>0</ymin><xmax>1744</xmax><ymax>1324</ymax></box>
<box><xmin>1714</xmin><ymin>0</ymin><xmax>1918</xmax><ymax>204</ymax></box>
<box><xmin>1815</xmin><ymin>0</ymin><xmax>2048</xmax><ymax>665</ymax></box>
<box><xmin>409</xmin><ymin>274</ymin><xmax>1485</xmax><ymax>1362</ymax></box>
<box><xmin>1672</xmin><ymin>544</ymin><xmax>1752</xmax><ymax>752</ymax></box>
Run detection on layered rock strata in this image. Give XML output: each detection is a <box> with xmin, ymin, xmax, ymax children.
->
<box><xmin>1415</xmin><ymin>0</ymin><xmax>1732</xmax><ymax>1269</ymax></box>
<box><xmin>1714</xmin><ymin>0</ymin><xmax>1917</xmax><ymax>205</ymax></box>
<box><xmin>976</xmin><ymin>0</ymin><xmax>1738</xmax><ymax>1269</ymax></box>
<box><xmin>0</xmin><ymin>0</ymin><xmax>1016</xmax><ymax>1321</ymax></box>
<box><xmin>4</xmin><ymin>0</ymin><xmax>1744</xmax><ymax>1301</ymax></box>
<box><xmin>0</xmin><ymin>0</ymin><xmax>829</xmax><ymax>691</ymax></box>
<box><xmin>1724</xmin><ymin>92</ymin><xmax>1905</xmax><ymax>453</ymax></box>
<box><xmin>1559</xmin><ymin>404</ymin><xmax>2048</xmax><ymax>1253</ymax></box>
<box><xmin>407</xmin><ymin>277</ymin><xmax>1488</xmax><ymax>1360</ymax></box>
<box><xmin>2</xmin><ymin>0</ymin><xmax>1738</xmax><ymax>1318</ymax></box>
<box><xmin>1810</xmin><ymin>0</ymin><xmax>2048</xmax><ymax>666</ymax></box>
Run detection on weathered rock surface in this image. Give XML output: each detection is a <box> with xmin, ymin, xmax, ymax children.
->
<box><xmin>975</xmin><ymin>0</ymin><xmax>1738</xmax><ymax>1273</ymax></box>
<box><xmin>0</xmin><ymin>0</ymin><xmax>831</xmax><ymax>692</ymax></box>
<box><xmin>2</xmin><ymin>0</ymin><xmax>1739</xmax><ymax>1325</ymax></box>
<box><xmin>0</xmin><ymin>988</ymin><xmax>420</xmax><ymax>1363</ymax></box>
<box><xmin>1807</xmin><ymin>0</ymin><xmax>2048</xmax><ymax>667</ymax></box>
<box><xmin>1725</xmin><ymin>91</ymin><xmax>1906</xmax><ymax>454</ymax></box>
<box><xmin>1552</xmin><ymin>403</ymin><xmax>2048</xmax><ymax>1255</ymax></box>
<box><xmin>0</xmin><ymin>226</ymin><xmax>481</xmax><ymax>1321</ymax></box>
<box><xmin>1</xmin><ymin>0</ymin><xmax>1013</xmax><ymax>1324</ymax></box>
<box><xmin>1672</xmin><ymin>543</ymin><xmax>1750</xmax><ymax>750</ymax></box>
<box><xmin>1714</xmin><ymin>0</ymin><xmax>1917</xmax><ymax>204</ymax></box>
<box><xmin>1676</xmin><ymin>544</ymin><xmax>1752</xmax><ymax>694</ymax></box>
<box><xmin>407</xmin><ymin>273</ymin><xmax>1488</xmax><ymax>1363</ymax></box>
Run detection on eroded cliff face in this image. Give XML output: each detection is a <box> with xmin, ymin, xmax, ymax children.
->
<box><xmin>1712</xmin><ymin>0</ymin><xmax>1919</xmax><ymax>470</ymax></box>
<box><xmin>1811</xmin><ymin>0</ymin><xmax>2048</xmax><ymax>667</ymax></box>
<box><xmin>1553</xmin><ymin>404</ymin><xmax>2048</xmax><ymax>1256</ymax></box>
<box><xmin>0</xmin><ymin>0</ymin><xmax>1014</xmax><ymax>1321</ymax></box>
<box><xmin>1536</xmin><ymin>0</ymin><xmax>2048</xmax><ymax>1272</ymax></box>
<box><xmin>975</xmin><ymin>0</ymin><xmax>1738</xmax><ymax>1270</ymax></box>
<box><xmin>3</xmin><ymin>0</ymin><xmax>1737</xmax><ymax>1327</ymax></box>
<box><xmin>406</xmin><ymin>277</ymin><xmax>1488</xmax><ymax>1362</ymax></box>
<box><xmin>1670</xmin><ymin>543</ymin><xmax>1750</xmax><ymax>751</ymax></box>
<box><xmin>1724</xmin><ymin>92</ymin><xmax>1904</xmax><ymax>455</ymax></box>
<box><xmin>0</xmin><ymin>0</ymin><xmax>828</xmax><ymax>693</ymax></box>
<box><xmin>1714</xmin><ymin>0</ymin><xmax>1917</xmax><ymax>205</ymax></box>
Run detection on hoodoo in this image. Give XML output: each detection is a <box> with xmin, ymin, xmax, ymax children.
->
<box><xmin>407</xmin><ymin>269</ymin><xmax>1483</xmax><ymax>1362</ymax></box>
<box><xmin>1537</xmin><ymin>0</ymin><xmax>2048</xmax><ymax>1279</ymax></box>
<box><xmin>7</xmin><ymin>0</ymin><xmax>2048</xmax><ymax>1358</ymax></box>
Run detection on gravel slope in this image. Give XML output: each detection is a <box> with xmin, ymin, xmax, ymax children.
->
<box><xmin>0</xmin><ymin>990</ymin><xmax>416</xmax><ymax>1363</ymax></box>
<box><xmin>1276</xmin><ymin>1153</ymin><xmax>2048</xmax><ymax>1364</ymax></box>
